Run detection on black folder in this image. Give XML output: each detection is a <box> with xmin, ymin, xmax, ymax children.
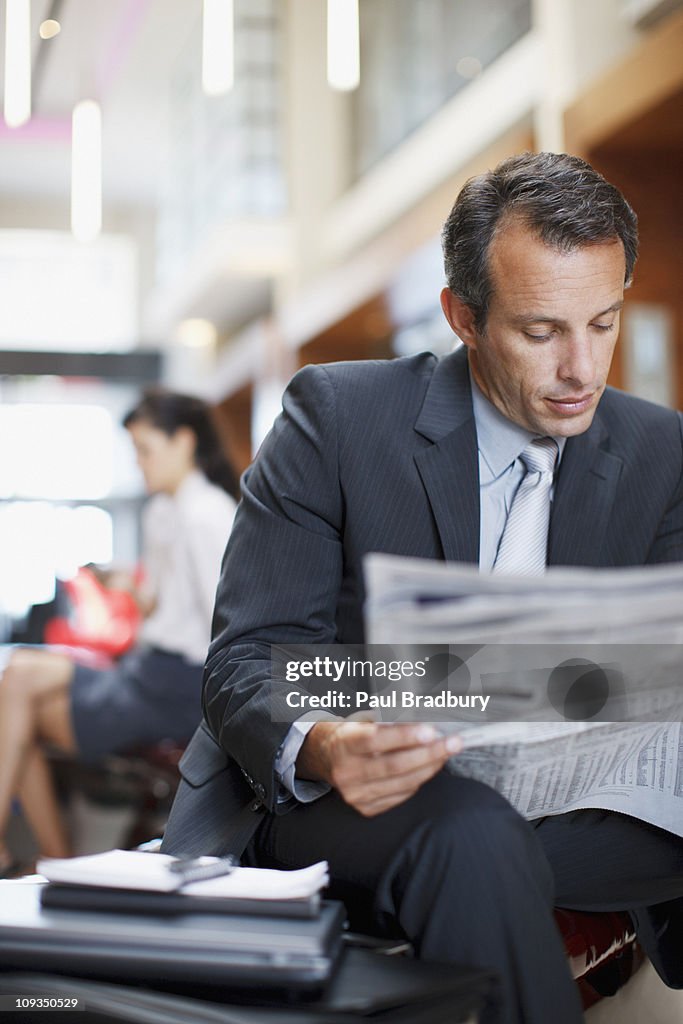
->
<box><xmin>40</xmin><ymin>882</ymin><xmax>318</xmax><ymax>918</ymax></box>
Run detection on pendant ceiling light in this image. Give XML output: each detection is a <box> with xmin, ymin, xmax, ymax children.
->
<box><xmin>327</xmin><ymin>0</ymin><xmax>360</xmax><ymax>92</ymax></box>
<box><xmin>39</xmin><ymin>19</ymin><xmax>62</xmax><ymax>40</ymax></box>
<box><xmin>202</xmin><ymin>0</ymin><xmax>234</xmax><ymax>96</ymax></box>
<box><xmin>71</xmin><ymin>100</ymin><xmax>102</xmax><ymax>243</ymax></box>
<box><xmin>4</xmin><ymin>0</ymin><xmax>31</xmax><ymax>127</ymax></box>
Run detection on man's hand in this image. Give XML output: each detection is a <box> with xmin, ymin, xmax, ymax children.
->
<box><xmin>296</xmin><ymin>720</ymin><xmax>462</xmax><ymax>816</ymax></box>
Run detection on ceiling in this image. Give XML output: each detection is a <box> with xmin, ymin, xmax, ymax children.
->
<box><xmin>0</xmin><ymin>0</ymin><xmax>200</xmax><ymax>207</ymax></box>
<box><xmin>0</xmin><ymin>0</ymin><xmax>277</xmax><ymax>338</ymax></box>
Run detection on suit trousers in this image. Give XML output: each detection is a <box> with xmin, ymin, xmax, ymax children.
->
<box><xmin>247</xmin><ymin>773</ymin><xmax>683</xmax><ymax>1024</ymax></box>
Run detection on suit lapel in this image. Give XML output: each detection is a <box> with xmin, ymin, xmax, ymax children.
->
<box><xmin>411</xmin><ymin>350</ymin><xmax>624</xmax><ymax>567</ymax></box>
<box><xmin>413</xmin><ymin>347</ymin><xmax>480</xmax><ymax>564</ymax></box>
<box><xmin>548</xmin><ymin>411</ymin><xmax>624</xmax><ymax>566</ymax></box>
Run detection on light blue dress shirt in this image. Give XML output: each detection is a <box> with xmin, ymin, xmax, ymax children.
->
<box><xmin>469</xmin><ymin>375</ymin><xmax>565</xmax><ymax>570</ymax></box>
<box><xmin>275</xmin><ymin>363</ymin><xmax>565</xmax><ymax>802</ymax></box>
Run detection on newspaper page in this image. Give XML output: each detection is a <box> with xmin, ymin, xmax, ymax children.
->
<box><xmin>364</xmin><ymin>553</ymin><xmax>683</xmax><ymax>837</ymax></box>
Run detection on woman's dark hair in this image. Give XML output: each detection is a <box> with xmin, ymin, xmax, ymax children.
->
<box><xmin>123</xmin><ymin>387</ymin><xmax>239</xmax><ymax>500</ymax></box>
<box><xmin>441</xmin><ymin>151</ymin><xmax>639</xmax><ymax>333</ymax></box>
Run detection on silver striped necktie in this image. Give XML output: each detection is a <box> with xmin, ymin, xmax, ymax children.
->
<box><xmin>493</xmin><ymin>437</ymin><xmax>559</xmax><ymax>576</ymax></box>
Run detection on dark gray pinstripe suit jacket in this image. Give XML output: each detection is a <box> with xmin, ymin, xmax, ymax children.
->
<box><xmin>161</xmin><ymin>346</ymin><xmax>683</xmax><ymax>857</ymax></box>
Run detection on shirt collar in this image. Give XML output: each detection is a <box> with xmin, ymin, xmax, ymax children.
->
<box><xmin>470</xmin><ymin>373</ymin><xmax>566</xmax><ymax>480</ymax></box>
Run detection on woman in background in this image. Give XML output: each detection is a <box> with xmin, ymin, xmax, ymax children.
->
<box><xmin>0</xmin><ymin>388</ymin><xmax>238</xmax><ymax>871</ymax></box>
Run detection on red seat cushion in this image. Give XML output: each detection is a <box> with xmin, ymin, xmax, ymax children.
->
<box><xmin>554</xmin><ymin>908</ymin><xmax>636</xmax><ymax>979</ymax></box>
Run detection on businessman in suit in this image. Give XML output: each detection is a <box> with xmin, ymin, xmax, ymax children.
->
<box><xmin>163</xmin><ymin>152</ymin><xmax>683</xmax><ymax>1024</ymax></box>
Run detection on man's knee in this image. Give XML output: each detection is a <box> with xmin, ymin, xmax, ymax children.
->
<box><xmin>393</xmin><ymin>773</ymin><xmax>554</xmax><ymax>894</ymax></box>
<box><xmin>408</xmin><ymin>772</ymin><xmax>526</xmax><ymax>840</ymax></box>
<box><xmin>370</xmin><ymin>774</ymin><xmax>556</xmax><ymax>952</ymax></box>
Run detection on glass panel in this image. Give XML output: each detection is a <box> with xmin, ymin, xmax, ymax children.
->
<box><xmin>0</xmin><ymin>404</ymin><xmax>113</xmax><ymax>500</ymax></box>
<box><xmin>353</xmin><ymin>0</ymin><xmax>532</xmax><ymax>177</ymax></box>
<box><xmin>0</xmin><ymin>231</ymin><xmax>138</xmax><ymax>351</ymax></box>
<box><xmin>0</xmin><ymin>379</ymin><xmax>144</xmax><ymax>623</ymax></box>
<box><xmin>0</xmin><ymin>502</ymin><xmax>113</xmax><ymax>618</ymax></box>
<box><xmin>157</xmin><ymin>0</ymin><xmax>285</xmax><ymax>287</ymax></box>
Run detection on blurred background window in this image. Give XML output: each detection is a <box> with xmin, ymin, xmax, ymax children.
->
<box><xmin>0</xmin><ymin>502</ymin><xmax>112</xmax><ymax>618</ymax></box>
<box><xmin>0</xmin><ymin>402</ymin><xmax>113</xmax><ymax>499</ymax></box>
<box><xmin>353</xmin><ymin>0</ymin><xmax>532</xmax><ymax>177</ymax></box>
<box><xmin>0</xmin><ymin>380</ymin><xmax>143</xmax><ymax>623</ymax></box>
<box><xmin>0</xmin><ymin>230</ymin><xmax>138</xmax><ymax>351</ymax></box>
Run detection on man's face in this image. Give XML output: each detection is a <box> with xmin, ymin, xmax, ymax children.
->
<box><xmin>443</xmin><ymin>218</ymin><xmax>627</xmax><ymax>437</ymax></box>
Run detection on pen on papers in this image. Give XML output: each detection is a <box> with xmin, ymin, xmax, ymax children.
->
<box><xmin>169</xmin><ymin>855</ymin><xmax>239</xmax><ymax>885</ymax></box>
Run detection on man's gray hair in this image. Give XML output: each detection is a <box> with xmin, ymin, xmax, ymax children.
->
<box><xmin>441</xmin><ymin>151</ymin><xmax>639</xmax><ymax>332</ymax></box>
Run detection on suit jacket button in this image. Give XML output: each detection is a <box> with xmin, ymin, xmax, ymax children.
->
<box><xmin>255</xmin><ymin>784</ymin><xmax>266</xmax><ymax>799</ymax></box>
<box><xmin>250</xmin><ymin>799</ymin><xmax>263</xmax><ymax>812</ymax></box>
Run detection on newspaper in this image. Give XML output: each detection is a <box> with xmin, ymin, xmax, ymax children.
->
<box><xmin>364</xmin><ymin>553</ymin><xmax>683</xmax><ymax>837</ymax></box>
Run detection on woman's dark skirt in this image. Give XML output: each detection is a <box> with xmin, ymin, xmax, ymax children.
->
<box><xmin>70</xmin><ymin>646</ymin><xmax>203</xmax><ymax>762</ymax></box>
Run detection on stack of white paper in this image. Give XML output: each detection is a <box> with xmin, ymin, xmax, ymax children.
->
<box><xmin>37</xmin><ymin>849</ymin><xmax>329</xmax><ymax>900</ymax></box>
